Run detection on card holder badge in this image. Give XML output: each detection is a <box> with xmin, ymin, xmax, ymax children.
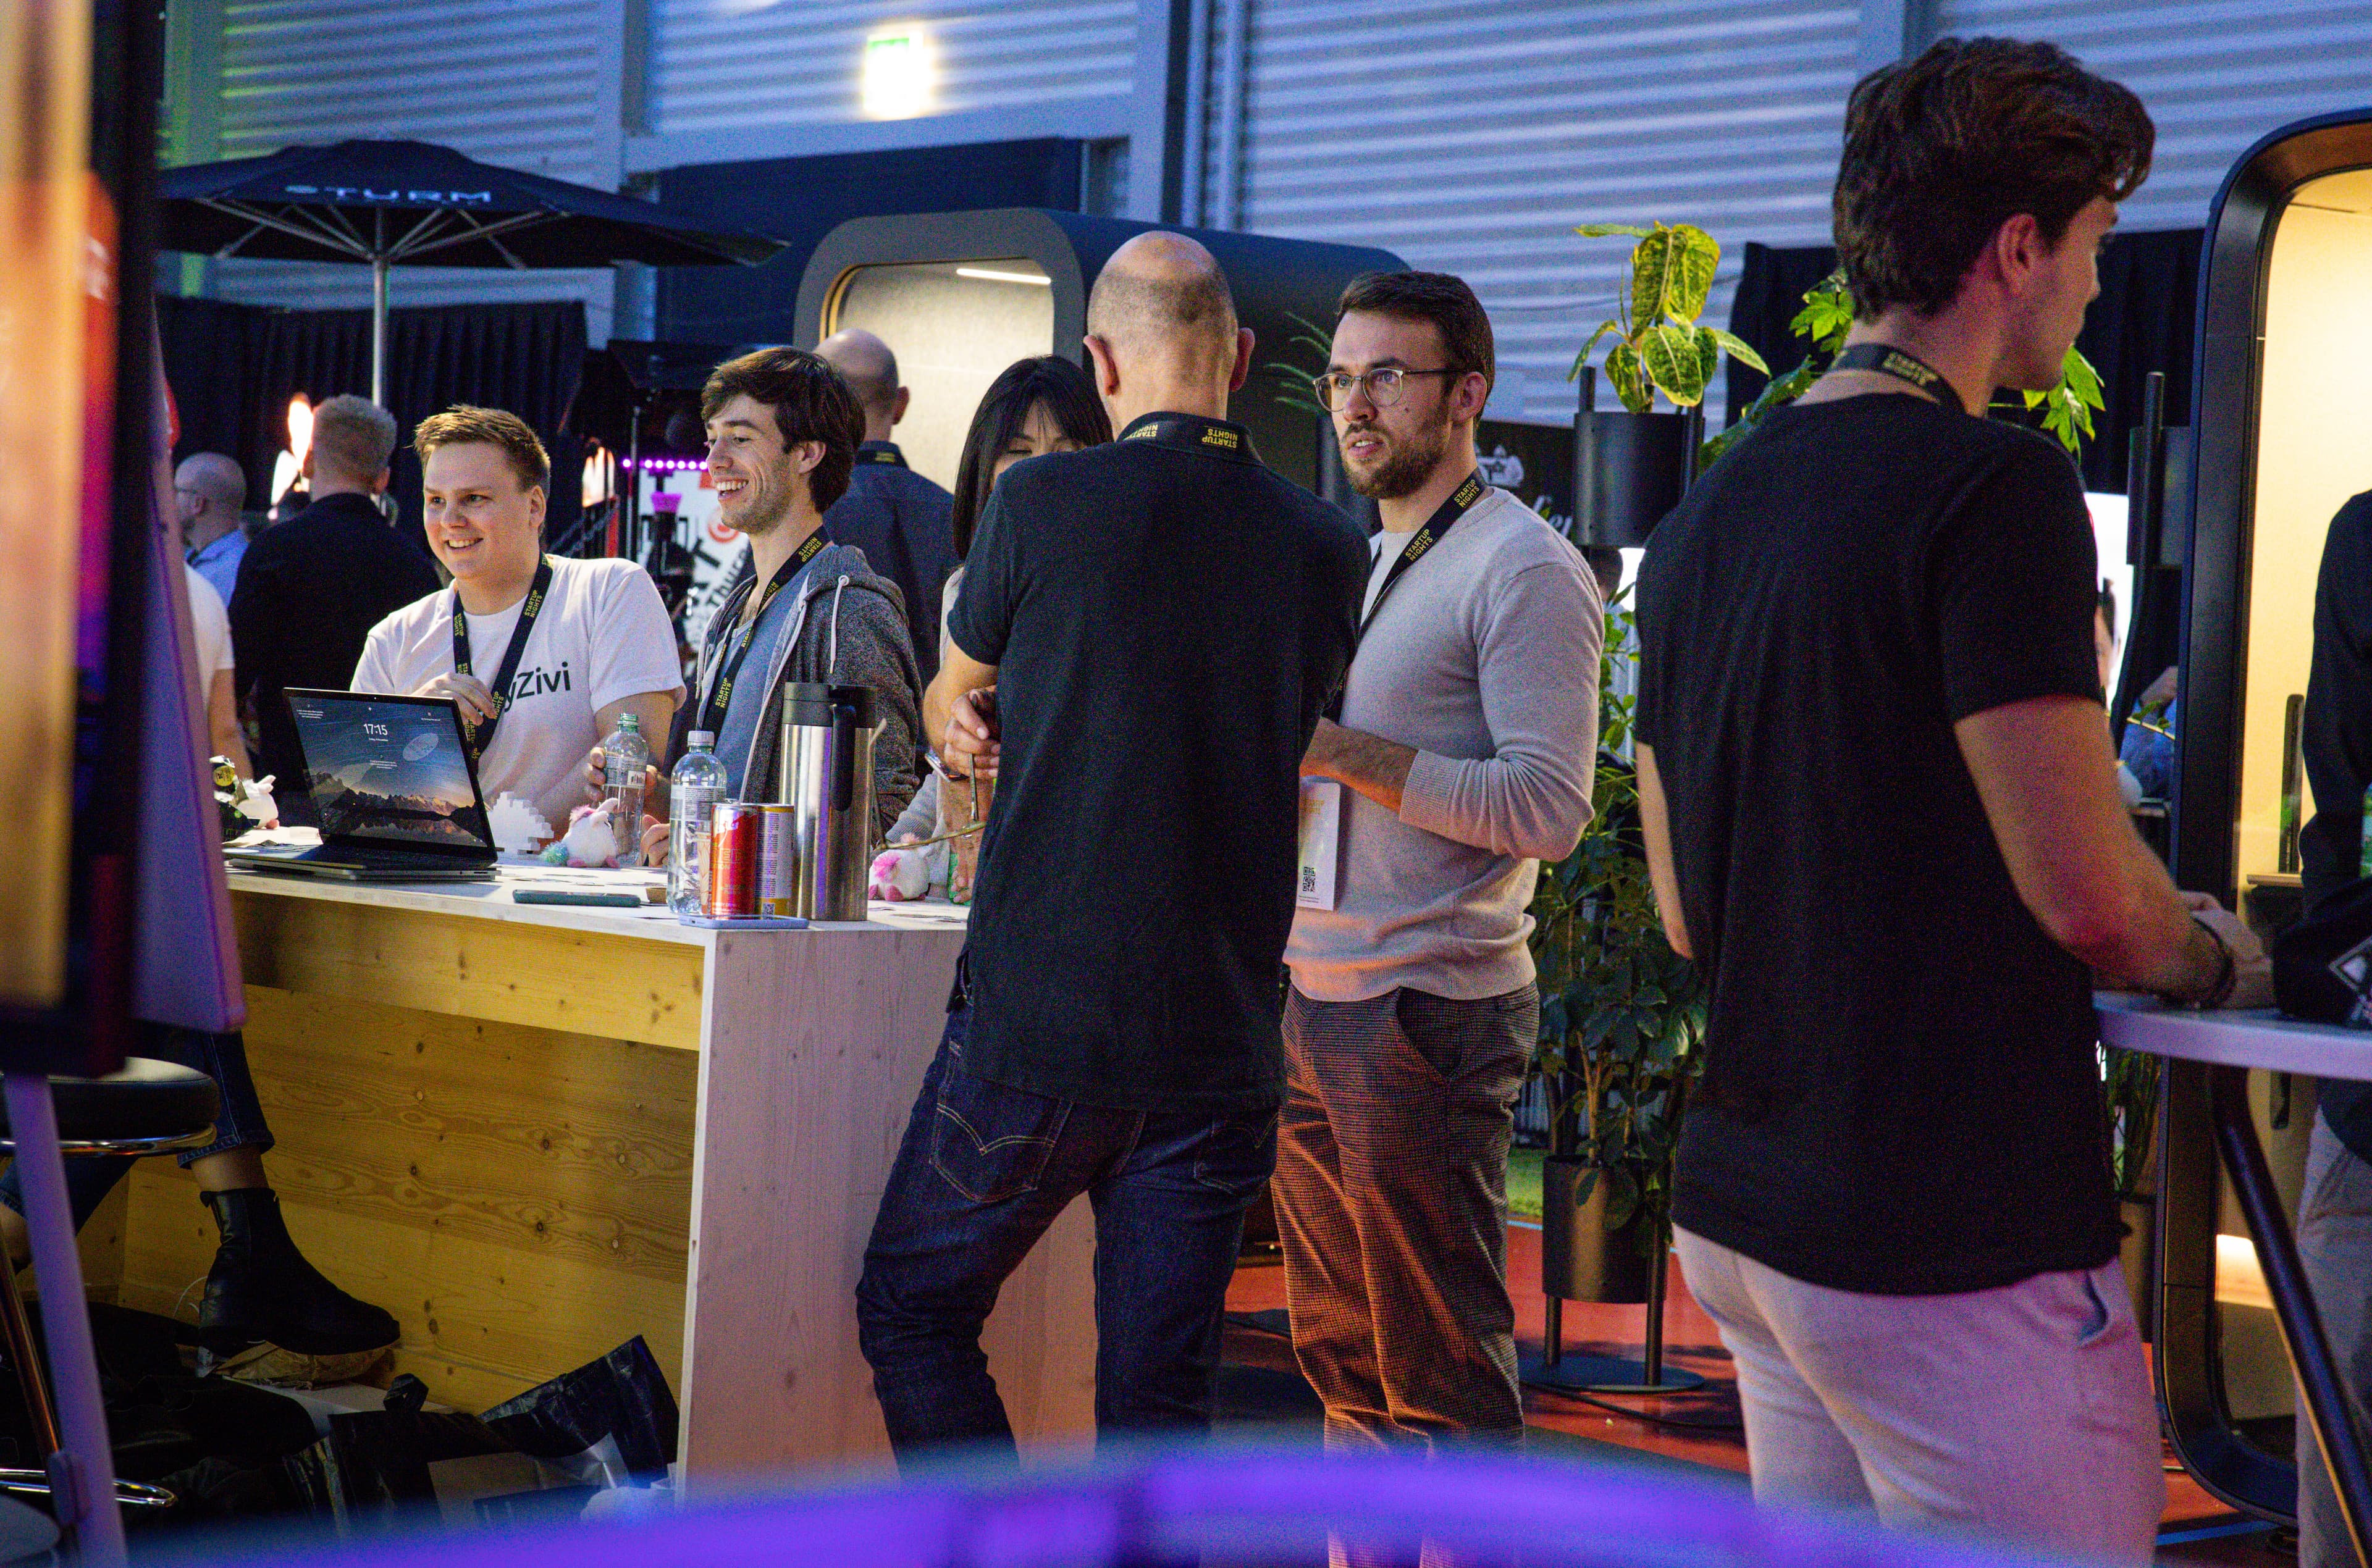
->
<box><xmin>1297</xmin><ymin>778</ymin><xmax>1345</xmax><ymax>910</ymax></box>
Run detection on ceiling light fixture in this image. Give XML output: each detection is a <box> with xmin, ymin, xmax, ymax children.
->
<box><xmin>955</xmin><ymin>267</ymin><xmax>1051</xmax><ymax>287</ymax></box>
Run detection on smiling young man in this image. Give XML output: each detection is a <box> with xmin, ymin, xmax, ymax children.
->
<box><xmin>1281</xmin><ymin>272</ymin><xmax>1599</xmax><ymax>1480</ymax></box>
<box><xmin>351</xmin><ymin>406</ymin><xmax>682</xmax><ymax>834</ymax></box>
<box><xmin>647</xmin><ymin>347</ymin><xmax>920</xmax><ymax>841</ymax></box>
<box><xmin>1631</xmin><ymin>40</ymin><xmax>2268</xmax><ymax>1561</ymax></box>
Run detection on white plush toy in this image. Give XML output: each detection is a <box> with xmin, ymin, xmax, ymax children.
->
<box><xmin>487</xmin><ymin>792</ymin><xmax>555</xmax><ymax>858</ymax></box>
<box><xmin>544</xmin><ymin>799</ymin><xmax>625</xmax><ymax>868</ymax></box>
<box><xmin>868</xmin><ymin>847</ymin><xmax>930</xmax><ymax>902</ymax></box>
<box><xmin>233</xmin><ymin>776</ymin><xmax>280</xmax><ymax>829</ymax></box>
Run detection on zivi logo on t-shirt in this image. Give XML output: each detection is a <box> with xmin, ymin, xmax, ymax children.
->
<box><xmin>504</xmin><ymin>661</ymin><xmax>573</xmax><ymax>702</ymax></box>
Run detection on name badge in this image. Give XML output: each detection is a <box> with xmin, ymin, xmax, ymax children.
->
<box><xmin>1297</xmin><ymin>778</ymin><xmax>1345</xmax><ymax>911</ymax></box>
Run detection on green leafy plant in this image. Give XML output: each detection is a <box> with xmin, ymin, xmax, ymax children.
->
<box><xmin>1260</xmin><ymin>309</ymin><xmax>1337</xmax><ymax>419</ymax></box>
<box><xmin>1528</xmin><ymin>593</ymin><xmax>1707</xmax><ymax>1238</ymax></box>
<box><xmin>1570</xmin><ymin>222</ymin><xmax>1768</xmax><ymax>414</ymax></box>
<box><xmin>1702</xmin><ymin>266</ymin><xmax>2108</xmax><ymax>467</ymax></box>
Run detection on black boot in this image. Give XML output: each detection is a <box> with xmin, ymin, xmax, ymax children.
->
<box><xmin>196</xmin><ymin>1188</ymin><xmax>399</xmax><ymax>1358</ymax></box>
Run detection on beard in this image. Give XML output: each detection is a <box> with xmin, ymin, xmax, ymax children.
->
<box><xmin>1344</xmin><ymin>415</ymin><xmax>1453</xmax><ymax>501</ymax></box>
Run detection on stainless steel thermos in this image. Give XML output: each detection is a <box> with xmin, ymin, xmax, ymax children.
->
<box><xmin>774</xmin><ymin>682</ymin><xmax>878</xmax><ymax>921</ymax></box>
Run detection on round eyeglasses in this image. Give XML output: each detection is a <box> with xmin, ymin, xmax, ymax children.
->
<box><xmin>1311</xmin><ymin>366</ymin><xmax>1457</xmax><ymax>412</ymax></box>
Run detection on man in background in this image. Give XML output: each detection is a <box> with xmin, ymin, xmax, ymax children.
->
<box><xmin>857</xmin><ymin>233</ymin><xmax>1367</xmax><ymax>1459</ymax></box>
<box><xmin>1284</xmin><ymin>271</ymin><xmax>1600</xmax><ymax>1480</ymax></box>
<box><xmin>2294</xmin><ymin>482</ymin><xmax>2372</xmax><ymax>1568</ymax></box>
<box><xmin>177</xmin><ymin>451</ymin><xmax>251</xmax><ymax>606</ymax></box>
<box><xmin>815</xmin><ymin>327</ymin><xmax>959</xmax><ymax>684</ymax></box>
<box><xmin>230</xmin><ymin>394</ymin><xmax>439</xmax><ymax>810</ymax></box>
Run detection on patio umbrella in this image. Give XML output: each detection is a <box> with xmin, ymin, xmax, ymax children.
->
<box><xmin>158</xmin><ymin>139</ymin><xmax>780</xmax><ymax>405</ymax></box>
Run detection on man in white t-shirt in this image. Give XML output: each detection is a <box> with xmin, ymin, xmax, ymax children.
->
<box><xmin>351</xmin><ymin>406</ymin><xmax>683</xmax><ymax>834</ymax></box>
<box><xmin>185</xmin><ymin>564</ymin><xmax>252</xmax><ymax>778</ymax></box>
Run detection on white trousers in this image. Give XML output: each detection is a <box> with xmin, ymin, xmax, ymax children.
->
<box><xmin>1675</xmin><ymin>1226</ymin><xmax>2164</xmax><ymax>1564</ymax></box>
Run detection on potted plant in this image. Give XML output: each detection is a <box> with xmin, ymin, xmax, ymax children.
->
<box><xmin>1528</xmin><ymin>597</ymin><xmax>1706</xmax><ymax>1306</ymax></box>
<box><xmin>1568</xmin><ymin>222</ymin><xmax>1767</xmax><ymax>546</ymax></box>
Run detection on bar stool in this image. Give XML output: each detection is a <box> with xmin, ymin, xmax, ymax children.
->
<box><xmin>0</xmin><ymin>1059</ymin><xmax>221</xmax><ymax>1530</ymax></box>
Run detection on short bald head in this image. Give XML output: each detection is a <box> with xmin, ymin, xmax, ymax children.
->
<box><xmin>814</xmin><ymin>328</ymin><xmax>905</xmax><ymax>443</ymax></box>
<box><xmin>174</xmin><ymin>451</ymin><xmax>247</xmax><ymax>548</ymax></box>
<box><xmin>1083</xmin><ymin>233</ymin><xmax>1252</xmax><ymax>427</ymax></box>
<box><xmin>1087</xmin><ymin>233</ymin><xmax>1239</xmax><ymax>374</ymax></box>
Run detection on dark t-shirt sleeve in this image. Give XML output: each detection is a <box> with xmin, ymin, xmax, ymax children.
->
<box><xmin>946</xmin><ymin>485</ymin><xmax>1019</xmax><ymax>666</ymax></box>
<box><xmin>1931</xmin><ymin>439</ymin><xmax>2103</xmax><ymax>723</ymax></box>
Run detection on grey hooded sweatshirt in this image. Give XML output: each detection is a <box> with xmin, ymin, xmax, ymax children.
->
<box><xmin>668</xmin><ymin>540</ymin><xmax>922</xmax><ymax>838</ymax></box>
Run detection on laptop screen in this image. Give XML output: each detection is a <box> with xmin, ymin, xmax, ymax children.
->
<box><xmin>284</xmin><ymin>692</ymin><xmax>494</xmax><ymax>853</ymax></box>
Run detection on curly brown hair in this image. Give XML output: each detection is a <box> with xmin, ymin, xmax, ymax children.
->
<box><xmin>1835</xmin><ymin>37</ymin><xmax>2153</xmax><ymax>319</ymax></box>
<box><xmin>700</xmin><ymin>347</ymin><xmax>864</xmax><ymax>512</ymax></box>
<box><xmin>413</xmin><ymin>405</ymin><xmax>550</xmax><ymax>494</ymax></box>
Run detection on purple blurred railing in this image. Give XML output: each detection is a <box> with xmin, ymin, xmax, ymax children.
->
<box><xmin>139</xmin><ymin>1446</ymin><xmax>2109</xmax><ymax>1568</ymax></box>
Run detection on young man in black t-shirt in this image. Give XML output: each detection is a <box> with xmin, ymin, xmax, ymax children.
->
<box><xmin>1634</xmin><ymin>40</ymin><xmax>2267</xmax><ymax>1562</ymax></box>
<box><xmin>854</xmin><ymin>233</ymin><xmax>1367</xmax><ymax>1457</ymax></box>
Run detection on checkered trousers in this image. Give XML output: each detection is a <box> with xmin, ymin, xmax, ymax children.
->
<box><xmin>1273</xmin><ymin>983</ymin><xmax>1538</xmax><ymax>1454</ymax></box>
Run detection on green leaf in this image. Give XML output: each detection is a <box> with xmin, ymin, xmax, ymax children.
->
<box><xmin>1693</xmin><ymin>327</ymin><xmax>1722</xmax><ymax>389</ymax></box>
<box><xmin>1568</xmin><ymin>319</ymin><xmax>1626</xmax><ymax>383</ymax></box>
<box><xmin>1630</xmin><ymin>224</ymin><xmax>1720</xmax><ymax>333</ymax></box>
<box><xmin>1637</xmin><ymin>322</ymin><xmax>1709</xmax><ymax>406</ymax></box>
<box><xmin>1576</xmin><ymin>222</ymin><xmax>1655</xmax><ymax>238</ymax></box>
<box><xmin>1705</xmin><ymin>327</ymin><xmax>1769</xmax><ymax>375</ymax></box>
<box><xmin>1603</xmin><ymin>342</ymin><xmax>1651</xmax><ymax>413</ymax></box>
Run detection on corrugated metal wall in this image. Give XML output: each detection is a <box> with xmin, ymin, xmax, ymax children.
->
<box><xmin>190</xmin><ymin>0</ymin><xmax>615</xmax><ymax>329</ymax></box>
<box><xmin>1200</xmin><ymin>0</ymin><xmax>1862</xmax><ymax>426</ymax></box>
<box><xmin>1928</xmin><ymin>0</ymin><xmax>2372</xmax><ymax>232</ymax></box>
<box><xmin>649</xmin><ymin>2</ymin><xmax>1137</xmax><ymax>135</ymax></box>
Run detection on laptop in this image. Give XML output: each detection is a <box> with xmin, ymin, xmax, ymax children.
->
<box><xmin>226</xmin><ymin>690</ymin><xmax>498</xmax><ymax>881</ymax></box>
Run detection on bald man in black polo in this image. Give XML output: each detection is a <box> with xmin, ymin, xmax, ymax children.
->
<box><xmin>815</xmin><ymin>328</ymin><xmax>958</xmax><ymax>684</ymax></box>
<box><xmin>855</xmin><ymin>234</ymin><xmax>1368</xmax><ymax>1459</ymax></box>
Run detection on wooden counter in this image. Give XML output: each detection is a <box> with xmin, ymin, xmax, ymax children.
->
<box><xmin>91</xmin><ymin>871</ymin><xmax>1095</xmax><ymax>1483</ymax></box>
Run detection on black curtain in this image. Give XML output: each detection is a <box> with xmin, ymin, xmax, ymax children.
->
<box><xmin>1724</xmin><ymin>228</ymin><xmax>2203</xmax><ymax>493</ymax></box>
<box><xmin>156</xmin><ymin>293</ymin><xmax>589</xmax><ymax>554</ymax></box>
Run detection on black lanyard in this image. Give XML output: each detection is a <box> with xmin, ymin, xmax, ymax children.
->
<box><xmin>1118</xmin><ymin>412</ymin><xmax>1260</xmax><ymax>465</ymax></box>
<box><xmin>858</xmin><ymin>444</ymin><xmax>907</xmax><ymax>468</ymax></box>
<box><xmin>694</xmin><ymin>530</ymin><xmax>828</xmax><ymax>737</ymax></box>
<box><xmin>1324</xmin><ymin>471</ymin><xmax>1486</xmax><ymax>721</ymax></box>
<box><xmin>1830</xmin><ymin>343</ymin><xmax>1960</xmax><ymax>410</ymax></box>
<box><xmin>451</xmin><ymin>556</ymin><xmax>553</xmax><ymax>760</ymax></box>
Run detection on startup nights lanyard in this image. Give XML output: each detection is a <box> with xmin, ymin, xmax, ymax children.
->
<box><xmin>694</xmin><ymin>529</ymin><xmax>828</xmax><ymax>737</ymax></box>
<box><xmin>1118</xmin><ymin>412</ymin><xmax>1260</xmax><ymax>465</ymax></box>
<box><xmin>450</xmin><ymin>556</ymin><xmax>553</xmax><ymax>761</ymax></box>
<box><xmin>1324</xmin><ymin>470</ymin><xmax>1486</xmax><ymax>720</ymax></box>
<box><xmin>857</xmin><ymin>443</ymin><xmax>909</xmax><ymax>468</ymax></box>
<box><xmin>1829</xmin><ymin>343</ymin><xmax>1962</xmax><ymax>411</ymax></box>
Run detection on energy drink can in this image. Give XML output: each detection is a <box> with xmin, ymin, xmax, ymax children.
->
<box><xmin>758</xmin><ymin>803</ymin><xmax>799</xmax><ymax>918</ymax></box>
<box><xmin>705</xmin><ymin>800</ymin><xmax>761</xmax><ymax>918</ymax></box>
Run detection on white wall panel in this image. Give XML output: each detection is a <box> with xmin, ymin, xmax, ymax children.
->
<box><xmin>652</xmin><ymin>2</ymin><xmax>1137</xmax><ymax>135</ymax></box>
<box><xmin>1206</xmin><ymin>0</ymin><xmax>1862</xmax><ymax>426</ymax></box>
<box><xmin>1929</xmin><ymin>0</ymin><xmax>2372</xmax><ymax>232</ymax></box>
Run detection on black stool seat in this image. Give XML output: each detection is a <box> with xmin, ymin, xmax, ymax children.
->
<box><xmin>0</xmin><ymin>1059</ymin><xmax>219</xmax><ymax>1146</ymax></box>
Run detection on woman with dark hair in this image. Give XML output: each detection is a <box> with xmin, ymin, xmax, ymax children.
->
<box><xmin>884</xmin><ymin>356</ymin><xmax>1112</xmax><ymax>868</ymax></box>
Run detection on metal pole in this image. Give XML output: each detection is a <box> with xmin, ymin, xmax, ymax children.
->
<box><xmin>2210</xmin><ymin>1064</ymin><xmax>2372</xmax><ymax>1566</ymax></box>
<box><xmin>4</xmin><ymin>1076</ymin><xmax>127</xmax><ymax>1565</ymax></box>
<box><xmin>1642</xmin><ymin>1228</ymin><xmax>1668</xmax><ymax>1386</ymax></box>
<box><xmin>371</xmin><ymin>253</ymin><xmax>389</xmax><ymax>409</ymax></box>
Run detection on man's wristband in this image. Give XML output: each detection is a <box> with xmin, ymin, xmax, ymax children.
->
<box><xmin>2176</xmin><ymin>917</ymin><xmax>2237</xmax><ymax>1011</ymax></box>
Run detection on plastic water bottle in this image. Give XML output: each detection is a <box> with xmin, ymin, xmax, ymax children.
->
<box><xmin>668</xmin><ymin>732</ymin><xmax>728</xmax><ymax>916</ymax></box>
<box><xmin>602</xmin><ymin>713</ymin><xmax>651</xmax><ymax>868</ymax></box>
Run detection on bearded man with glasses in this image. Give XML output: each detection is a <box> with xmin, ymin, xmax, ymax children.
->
<box><xmin>1284</xmin><ymin>272</ymin><xmax>1602</xmax><ymax>1496</ymax></box>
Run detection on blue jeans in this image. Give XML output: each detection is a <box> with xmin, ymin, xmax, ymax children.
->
<box><xmin>0</xmin><ymin>1025</ymin><xmax>271</xmax><ymax>1230</ymax></box>
<box><xmin>856</xmin><ymin>1004</ymin><xmax>1277</xmax><ymax>1459</ymax></box>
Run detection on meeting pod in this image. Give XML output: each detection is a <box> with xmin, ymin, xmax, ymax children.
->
<box><xmin>791</xmin><ymin>209</ymin><xmax>1403</xmax><ymax>497</ymax></box>
<box><xmin>2155</xmin><ymin>106</ymin><xmax>2372</xmax><ymax>1525</ymax></box>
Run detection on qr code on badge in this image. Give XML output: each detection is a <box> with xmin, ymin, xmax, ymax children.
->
<box><xmin>1300</xmin><ymin>866</ymin><xmax>1316</xmax><ymax>893</ymax></box>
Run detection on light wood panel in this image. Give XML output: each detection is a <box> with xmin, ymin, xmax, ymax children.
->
<box><xmin>114</xmin><ymin>986</ymin><xmax>694</xmax><ymax>1407</ymax></box>
<box><xmin>232</xmin><ymin>891</ymin><xmax>704</xmax><ymax>1050</ymax></box>
<box><xmin>679</xmin><ymin>928</ymin><xmax>1098</xmax><ymax>1481</ymax></box>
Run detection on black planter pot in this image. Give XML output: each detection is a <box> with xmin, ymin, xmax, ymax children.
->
<box><xmin>1571</xmin><ymin>407</ymin><xmax>1701</xmax><ymax>548</ymax></box>
<box><xmin>1539</xmin><ymin>1154</ymin><xmax>1655</xmax><ymax>1305</ymax></box>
